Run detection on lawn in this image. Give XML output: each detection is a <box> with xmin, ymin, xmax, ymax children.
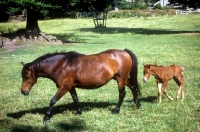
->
<box><xmin>0</xmin><ymin>14</ymin><xmax>200</xmax><ymax>132</ymax></box>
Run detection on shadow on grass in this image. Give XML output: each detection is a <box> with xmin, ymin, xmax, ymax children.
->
<box><xmin>12</xmin><ymin>119</ymin><xmax>87</xmax><ymax>132</ymax></box>
<box><xmin>7</xmin><ymin>101</ymin><xmax>115</xmax><ymax>120</ymax></box>
<box><xmin>140</xmin><ymin>96</ymin><xmax>157</xmax><ymax>103</ymax></box>
<box><xmin>79</xmin><ymin>27</ymin><xmax>200</xmax><ymax>35</ymax></box>
<box><xmin>55</xmin><ymin>119</ymin><xmax>87</xmax><ymax>131</ymax></box>
<box><xmin>0</xmin><ymin>118</ymin><xmax>87</xmax><ymax>132</ymax></box>
<box><xmin>3</xmin><ymin>27</ymin><xmax>199</xmax><ymax>45</ymax></box>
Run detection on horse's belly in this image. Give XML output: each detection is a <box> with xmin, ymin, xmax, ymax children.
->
<box><xmin>74</xmin><ymin>77</ymin><xmax>111</xmax><ymax>89</ymax></box>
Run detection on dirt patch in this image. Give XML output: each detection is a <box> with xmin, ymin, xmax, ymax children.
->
<box><xmin>0</xmin><ymin>35</ymin><xmax>63</xmax><ymax>54</ymax></box>
<box><xmin>0</xmin><ymin>38</ymin><xmax>25</xmax><ymax>54</ymax></box>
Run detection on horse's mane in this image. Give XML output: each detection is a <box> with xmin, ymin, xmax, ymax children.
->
<box><xmin>33</xmin><ymin>51</ymin><xmax>85</xmax><ymax>63</ymax></box>
<box><xmin>23</xmin><ymin>51</ymin><xmax>85</xmax><ymax>72</ymax></box>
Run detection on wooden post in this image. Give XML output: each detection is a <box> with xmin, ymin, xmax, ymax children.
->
<box><xmin>0</xmin><ymin>33</ymin><xmax>4</xmax><ymax>48</ymax></box>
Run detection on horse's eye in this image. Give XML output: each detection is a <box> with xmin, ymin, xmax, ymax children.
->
<box><xmin>25</xmin><ymin>76</ymin><xmax>30</xmax><ymax>79</ymax></box>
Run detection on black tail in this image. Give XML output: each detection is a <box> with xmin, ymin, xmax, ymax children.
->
<box><xmin>124</xmin><ymin>49</ymin><xmax>141</xmax><ymax>96</ymax></box>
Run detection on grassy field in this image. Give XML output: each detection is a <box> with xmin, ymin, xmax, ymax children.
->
<box><xmin>0</xmin><ymin>14</ymin><xmax>200</xmax><ymax>132</ymax></box>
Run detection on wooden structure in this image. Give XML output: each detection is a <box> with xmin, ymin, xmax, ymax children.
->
<box><xmin>0</xmin><ymin>33</ymin><xmax>3</xmax><ymax>48</ymax></box>
<box><xmin>93</xmin><ymin>10</ymin><xmax>108</xmax><ymax>27</ymax></box>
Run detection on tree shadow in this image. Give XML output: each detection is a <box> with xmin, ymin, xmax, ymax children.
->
<box><xmin>79</xmin><ymin>27</ymin><xmax>200</xmax><ymax>35</ymax></box>
<box><xmin>3</xmin><ymin>27</ymin><xmax>199</xmax><ymax>45</ymax></box>
<box><xmin>7</xmin><ymin>101</ymin><xmax>115</xmax><ymax>120</ymax></box>
<box><xmin>51</xmin><ymin>33</ymin><xmax>85</xmax><ymax>44</ymax></box>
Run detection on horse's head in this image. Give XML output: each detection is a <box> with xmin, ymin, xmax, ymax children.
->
<box><xmin>21</xmin><ymin>62</ymin><xmax>37</xmax><ymax>95</ymax></box>
<box><xmin>143</xmin><ymin>64</ymin><xmax>151</xmax><ymax>82</ymax></box>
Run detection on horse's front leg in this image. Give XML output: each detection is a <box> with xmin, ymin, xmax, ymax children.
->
<box><xmin>69</xmin><ymin>87</ymin><xmax>82</xmax><ymax>115</ymax></box>
<box><xmin>157</xmin><ymin>83</ymin><xmax>162</xmax><ymax>103</ymax></box>
<box><xmin>44</xmin><ymin>88</ymin><xmax>68</xmax><ymax>124</ymax></box>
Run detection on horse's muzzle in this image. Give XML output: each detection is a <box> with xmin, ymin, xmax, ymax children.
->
<box><xmin>21</xmin><ymin>89</ymin><xmax>29</xmax><ymax>95</ymax></box>
<box><xmin>143</xmin><ymin>77</ymin><xmax>148</xmax><ymax>82</ymax></box>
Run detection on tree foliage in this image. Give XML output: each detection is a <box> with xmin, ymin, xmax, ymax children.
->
<box><xmin>0</xmin><ymin>0</ymin><xmax>113</xmax><ymax>39</ymax></box>
<box><xmin>0</xmin><ymin>0</ymin><xmax>113</xmax><ymax>22</ymax></box>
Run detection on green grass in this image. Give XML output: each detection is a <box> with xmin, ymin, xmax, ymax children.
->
<box><xmin>0</xmin><ymin>14</ymin><xmax>200</xmax><ymax>132</ymax></box>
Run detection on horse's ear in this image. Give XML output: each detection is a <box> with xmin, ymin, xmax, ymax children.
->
<box><xmin>21</xmin><ymin>62</ymin><xmax>25</xmax><ymax>66</ymax></box>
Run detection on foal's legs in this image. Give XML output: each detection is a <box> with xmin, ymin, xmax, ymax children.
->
<box><xmin>44</xmin><ymin>88</ymin><xmax>68</xmax><ymax>123</ymax></box>
<box><xmin>69</xmin><ymin>87</ymin><xmax>82</xmax><ymax>115</ymax></box>
<box><xmin>157</xmin><ymin>83</ymin><xmax>162</xmax><ymax>103</ymax></box>
<box><xmin>163</xmin><ymin>81</ymin><xmax>174</xmax><ymax>101</ymax></box>
<box><xmin>174</xmin><ymin>77</ymin><xmax>184</xmax><ymax>102</ymax></box>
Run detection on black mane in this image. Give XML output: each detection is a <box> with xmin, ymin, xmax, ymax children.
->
<box><xmin>22</xmin><ymin>51</ymin><xmax>85</xmax><ymax>74</ymax></box>
<box><xmin>33</xmin><ymin>51</ymin><xmax>85</xmax><ymax>63</ymax></box>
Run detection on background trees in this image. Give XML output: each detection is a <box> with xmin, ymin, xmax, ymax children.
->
<box><xmin>0</xmin><ymin>0</ymin><xmax>112</xmax><ymax>37</ymax></box>
<box><xmin>0</xmin><ymin>0</ymin><xmax>199</xmax><ymax>38</ymax></box>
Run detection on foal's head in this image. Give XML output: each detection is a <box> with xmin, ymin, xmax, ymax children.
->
<box><xmin>21</xmin><ymin>62</ymin><xmax>37</xmax><ymax>95</ymax></box>
<box><xmin>143</xmin><ymin>64</ymin><xmax>151</xmax><ymax>82</ymax></box>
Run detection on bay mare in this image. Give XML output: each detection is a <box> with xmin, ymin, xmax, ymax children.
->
<box><xmin>21</xmin><ymin>49</ymin><xmax>141</xmax><ymax>123</ymax></box>
<box><xmin>143</xmin><ymin>64</ymin><xmax>184</xmax><ymax>103</ymax></box>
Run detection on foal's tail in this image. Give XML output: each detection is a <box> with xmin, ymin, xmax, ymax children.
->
<box><xmin>124</xmin><ymin>49</ymin><xmax>141</xmax><ymax>96</ymax></box>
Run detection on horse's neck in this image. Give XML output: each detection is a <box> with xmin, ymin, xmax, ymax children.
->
<box><xmin>150</xmin><ymin>66</ymin><xmax>162</xmax><ymax>77</ymax></box>
<box><xmin>37</xmin><ymin>62</ymin><xmax>54</xmax><ymax>78</ymax></box>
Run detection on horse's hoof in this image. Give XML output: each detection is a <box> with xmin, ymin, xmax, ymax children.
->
<box><xmin>75</xmin><ymin>111</ymin><xmax>82</xmax><ymax>116</ymax></box>
<box><xmin>111</xmin><ymin>109</ymin><xmax>119</xmax><ymax>114</ymax></box>
<box><xmin>75</xmin><ymin>113</ymin><xmax>81</xmax><ymax>116</ymax></box>
<box><xmin>44</xmin><ymin>119</ymin><xmax>50</xmax><ymax>124</ymax></box>
<box><xmin>137</xmin><ymin>104</ymin><xmax>142</xmax><ymax>109</ymax></box>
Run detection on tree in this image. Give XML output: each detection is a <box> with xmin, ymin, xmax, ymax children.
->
<box><xmin>0</xmin><ymin>0</ymin><xmax>112</xmax><ymax>37</ymax></box>
<box><xmin>0</xmin><ymin>0</ymin><xmax>80</xmax><ymax>41</ymax></box>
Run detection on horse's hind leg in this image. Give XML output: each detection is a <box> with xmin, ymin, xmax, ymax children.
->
<box><xmin>174</xmin><ymin>77</ymin><xmax>184</xmax><ymax>102</ymax></box>
<box><xmin>69</xmin><ymin>87</ymin><xmax>82</xmax><ymax>115</ymax></box>
<box><xmin>163</xmin><ymin>81</ymin><xmax>174</xmax><ymax>101</ymax></box>
<box><xmin>125</xmin><ymin>78</ymin><xmax>141</xmax><ymax>108</ymax></box>
<box><xmin>112</xmin><ymin>80</ymin><xmax>126</xmax><ymax>114</ymax></box>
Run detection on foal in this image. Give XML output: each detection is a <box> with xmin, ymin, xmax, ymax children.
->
<box><xmin>143</xmin><ymin>64</ymin><xmax>184</xmax><ymax>103</ymax></box>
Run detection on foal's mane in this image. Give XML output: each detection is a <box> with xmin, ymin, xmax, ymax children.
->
<box><xmin>145</xmin><ymin>64</ymin><xmax>164</xmax><ymax>68</ymax></box>
<box><xmin>149</xmin><ymin>64</ymin><xmax>163</xmax><ymax>67</ymax></box>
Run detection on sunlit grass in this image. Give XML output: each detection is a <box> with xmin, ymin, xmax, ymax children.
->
<box><xmin>0</xmin><ymin>14</ymin><xmax>200</xmax><ymax>131</ymax></box>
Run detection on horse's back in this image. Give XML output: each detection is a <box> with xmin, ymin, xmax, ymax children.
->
<box><xmin>170</xmin><ymin>64</ymin><xmax>184</xmax><ymax>76</ymax></box>
<box><xmin>73</xmin><ymin>49</ymin><xmax>132</xmax><ymax>88</ymax></box>
<box><xmin>79</xmin><ymin>49</ymin><xmax>132</xmax><ymax>75</ymax></box>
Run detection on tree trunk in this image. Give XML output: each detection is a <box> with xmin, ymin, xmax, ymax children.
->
<box><xmin>25</xmin><ymin>9</ymin><xmax>41</xmax><ymax>38</ymax></box>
